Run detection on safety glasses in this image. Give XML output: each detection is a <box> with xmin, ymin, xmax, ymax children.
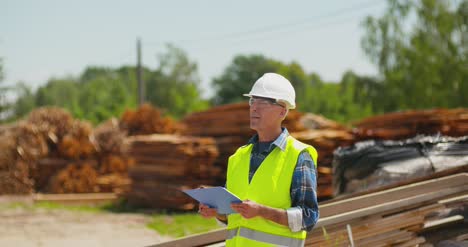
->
<box><xmin>248</xmin><ymin>97</ymin><xmax>284</xmax><ymax>108</ymax></box>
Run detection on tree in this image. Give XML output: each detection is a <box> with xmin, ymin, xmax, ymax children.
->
<box><xmin>362</xmin><ymin>0</ymin><xmax>468</xmax><ymax>111</ymax></box>
<box><xmin>0</xmin><ymin>58</ymin><xmax>14</xmax><ymax>121</ymax></box>
<box><xmin>11</xmin><ymin>82</ymin><xmax>35</xmax><ymax>119</ymax></box>
<box><xmin>0</xmin><ymin>58</ymin><xmax>3</xmax><ymax>82</ymax></box>
<box><xmin>146</xmin><ymin>44</ymin><xmax>209</xmax><ymax>118</ymax></box>
<box><xmin>211</xmin><ymin>55</ymin><xmax>282</xmax><ymax>105</ymax></box>
<box><xmin>210</xmin><ymin>54</ymin><xmax>366</xmax><ymax>122</ymax></box>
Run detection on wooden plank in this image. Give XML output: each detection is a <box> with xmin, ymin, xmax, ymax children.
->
<box><xmin>147</xmin><ymin>228</ymin><xmax>228</xmax><ymax>247</ymax></box>
<box><xmin>308</xmin><ymin>212</ymin><xmax>425</xmax><ymax>245</ymax></box>
<box><xmin>33</xmin><ymin>193</ymin><xmax>118</xmax><ymax>205</ymax></box>
<box><xmin>319</xmin><ymin>173</ymin><xmax>468</xmax><ymax>217</ymax></box>
<box><xmin>423</xmin><ymin>215</ymin><xmax>465</xmax><ymax>231</ymax></box>
<box><xmin>354</xmin><ymin>230</ymin><xmax>414</xmax><ymax>246</ymax></box>
<box><xmin>315</xmin><ymin>185</ymin><xmax>467</xmax><ymax>228</ymax></box>
<box><xmin>393</xmin><ymin>236</ymin><xmax>426</xmax><ymax>247</ymax></box>
<box><xmin>438</xmin><ymin>194</ymin><xmax>468</xmax><ymax>204</ymax></box>
<box><xmin>329</xmin><ymin>165</ymin><xmax>468</xmax><ymax>202</ymax></box>
<box><xmin>152</xmin><ymin>175</ymin><xmax>468</xmax><ymax>247</ymax></box>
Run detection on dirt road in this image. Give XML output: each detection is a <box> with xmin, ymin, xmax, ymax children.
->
<box><xmin>0</xmin><ymin>200</ymin><xmax>171</xmax><ymax>247</ymax></box>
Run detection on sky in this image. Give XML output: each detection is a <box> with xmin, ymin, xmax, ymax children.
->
<box><xmin>1</xmin><ymin>0</ymin><xmax>387</xmax><ymax>98</ymax></box>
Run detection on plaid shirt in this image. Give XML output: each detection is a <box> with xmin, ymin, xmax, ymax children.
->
<box><xmin>246</xmin><ymin>128</ymin><xmax>319</xmax><ymax>231</ymax></box>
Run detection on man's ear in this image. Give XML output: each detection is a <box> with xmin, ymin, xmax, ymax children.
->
<box><xmin>279</xmin><ymin>108</ymin><xmax>287</xmax><ymax>118</ymax></box>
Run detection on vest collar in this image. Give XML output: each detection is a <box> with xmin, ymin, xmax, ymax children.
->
<box><xmin>247</xmin><ymin>127</ymin><xmax>289</xmax><ymax>151</ymax></box>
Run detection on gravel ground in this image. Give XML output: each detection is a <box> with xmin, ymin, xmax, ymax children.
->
<box><xmin>0</xmin><ymin>198</ymin><xmax>171</xmax><ymax>247</ymax></box>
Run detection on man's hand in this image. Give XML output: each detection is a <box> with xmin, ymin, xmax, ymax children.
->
<box><xmin>231</xmin><ymin>200</ymin><xmax>289</xmax><ymax>227</ymax></box>
<box><xmin>230</xmin><ymin>200</ymin><xmax>262</xmax><ymax>219</ymax></box>
<box><xmin>198</xmin><ymin>203</ymin><xmax>218</xmax><ymax>219</ymax></box>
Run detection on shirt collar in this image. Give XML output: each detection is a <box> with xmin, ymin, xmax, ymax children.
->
<box><xmin>247</xmin><ymin>127</ymin><xmax>289</xmax><ymax>151</ymax></box>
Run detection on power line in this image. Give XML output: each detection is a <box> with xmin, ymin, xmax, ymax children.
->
<box><xmin>143</xmin><ymin>0</ymin><xmax>386</xmax><ymax>47</ymax></box>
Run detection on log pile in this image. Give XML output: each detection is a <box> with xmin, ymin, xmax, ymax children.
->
<box><xmin>126</xmin><ymin>134</ymin><xmax>220</xmax><ymax>210</ymax></box>
<box><xmin>354</xmin><ymin>108</ymin><xmax>468</xmax><ymax>141</ymax></box>
<box><xmin>120</xmin><ymin>103</ymin><xmax>182</xmax><ymax>136</ymax></box>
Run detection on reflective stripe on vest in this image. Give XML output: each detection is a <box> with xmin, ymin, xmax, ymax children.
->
<box><xmin>227</xmin><ymin>227</ymin><xmax>305</xmax><ymax>247</ymax></box>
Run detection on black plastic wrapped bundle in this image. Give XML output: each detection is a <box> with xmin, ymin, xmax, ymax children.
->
<box><xmin>333</xmin><ymin>135</ymin><xmax>468</xmax><ymax>195</ymax></box>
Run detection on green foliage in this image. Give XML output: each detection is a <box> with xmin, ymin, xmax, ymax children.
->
<box><xmin>146</xmin><ymin>44</ymin><xmax>209</xmax><ymax>118</ymax></box>
<box><xmin>0</xmin><ymin>57</ymin><xmax>3</xmax><ymax>82</ymax></box>
<box><xmin>210</xmin><ymin>54</ymin><xmax>380</xmax><ymax>123</ymax></box>
<box><xmin>362</xmin><ymin>0</ymin><xmax>468</xmax><ymax>111</ymax></box>
<box><xmin>6</xmin><ymin>0</ymin><xmax>467</xmax><ymax>126</ymax></box>
<box><xmin>211</xmin><ymin>54</ymin><xmax>282</xmax><ymax>105</ymax></box>
<box><xmin>11</xmin><ymin>82</ymin><xmax>36</xmax><ymax>119</ymax></box>
<box><xmin>0</xmin><ymin>57</ymin><xmax>12</xmax><ymax>121</ymax></box>
<box><xmin>9</xmin><ymin>44</ymin><xmax>209</xmax><ymax>124</ymax></box>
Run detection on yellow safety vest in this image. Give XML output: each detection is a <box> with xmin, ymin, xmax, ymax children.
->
<box><xmin>226</xmin><ymin>136</ymin><xmax>318</xmax><ymax>247</ymax></box>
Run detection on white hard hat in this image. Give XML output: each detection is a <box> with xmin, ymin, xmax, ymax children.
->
<box><xmin>243</xmin><ymin>73</ymin><xmax>296</xmax><ymax>109</ymax></box>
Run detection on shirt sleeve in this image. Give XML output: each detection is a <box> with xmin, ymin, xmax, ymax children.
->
<box><xmin>288</xmin><ymin>150</ymin><xmax>319</xmax><ymax>232</ymax></box>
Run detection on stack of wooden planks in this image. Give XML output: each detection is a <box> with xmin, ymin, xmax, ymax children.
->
<box><xmin>150</xmin><ymin>172</ymin><xmax>468</xmax><ymax>247</ymax></box>
<box><xmin>183</xmin><ymin>102</ymin><xmax>305</xmax><ymax>137</ymax></box>
<box><xmin>354</xmin><ymin>108</ymin><xmax>468</xmax><ymax>141</ymax></box>
<box><xmin>126</xmin><ymin>134</ymin><xmax>220</xmax><ymax>210</ymax></box>
<box><xmin>120</xmin><ymin>103</ymin><xmax>182</xmax><ymax>136</ymax></box>
<box><xmin>305</xmin><ymin>173</ymin><xmax>468</xmax><ymax>246</ymax></box>
<box><xmin>1</xmin><ymin>121</ymin><xmax>52</xmax><ymax>194</ymax></box>
<box><xmin>0</xmin><ymin>107</ymin><xmax>135</xmax><ymax>195</ymax></box>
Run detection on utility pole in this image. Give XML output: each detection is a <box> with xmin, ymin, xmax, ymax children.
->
<box><xmin>137</xmin><ymin>38</ymin><xmax>144</xmax><ymax>106</ymax></box>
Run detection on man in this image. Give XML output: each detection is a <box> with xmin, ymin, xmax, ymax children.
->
<box><xmin>199</xmin><ymin>73</ymin><xmax>319</xmax><ymax>247</ymax></box>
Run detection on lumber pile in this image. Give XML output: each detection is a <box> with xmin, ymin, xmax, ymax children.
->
<box><xmin>151</xmin><ymin>173</ymin><xmax>468</xmax><ymax>247</ymax></box>
<box><xmin>354</xmin><ymin>108</ymin><xmax>468</xmax><ymax>141</ymax></box>
<box><xmin>39</xmin><ymin>115</ymin><xmax>134</xmax><ymax>194</ymax></box>
<box><xmin>305</xmin><ymin>173</ymin><xmax>468</xmax><ymax>246</ymax></box>
<box><xmin>0</xmin><ymin>121</ymin><xmax>51</xmax><ymax>194</ymax></box>
<box><xmin>299</xmin><ymin>113</ymin><xmax>350</xmax><ymax>131</ymax></box>
<box><xmin>126</xmin><ymin>134</ymin><xmax>220</xmax><ymax>210</ymax></box>
<box><xmin>0</xmin><ymin>107</ymin><xmax>134</xmax><ymax>195</ymax></box>
<box><xmin>120</xmin><ymin>103</ymin><xmax>182</xmax><ymax>136</ymax></box>
<box><xmin>183</xmin><ymin>102</ymin><xmax>305</xmax><ymax>137</ymax></box>
<box><xmin>93</xmin><ymin>118</ymin><xmax>134</xmax><ymax>194</ymax></box>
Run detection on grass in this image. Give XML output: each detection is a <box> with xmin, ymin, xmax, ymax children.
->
<box><xmin>0</xmin><ymin>201</ymin><xmax>106</xmax><ymax>213</ymax></box>
<box><xmin>147</xmin><ymin>213</ymin><xmax>222</xmax><ymax>238</ymax></box>
<box><xmin>0</xmin><ymin>200</ymin><xmax>221</xmax><ymax>238</ymax></box>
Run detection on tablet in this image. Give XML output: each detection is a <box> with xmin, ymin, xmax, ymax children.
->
<box><xmin>183</xmin><ymin>187</ymin><xmax>242</xmax><ymax>214</ymax></box>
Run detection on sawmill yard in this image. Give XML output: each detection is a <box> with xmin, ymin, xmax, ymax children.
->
<box><xmin>1</xmin><ymin>104</ymin><xmax>468</xmax><ymax>246</ymax></box>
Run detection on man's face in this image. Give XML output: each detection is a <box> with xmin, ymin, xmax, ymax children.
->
<box><xmin>248</xmin><ymin>97</ymin><xmax>286</xmax><ymax>132</ymax></box>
